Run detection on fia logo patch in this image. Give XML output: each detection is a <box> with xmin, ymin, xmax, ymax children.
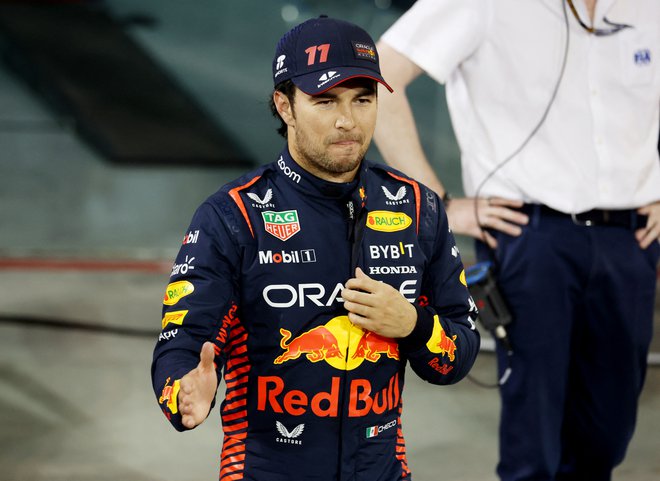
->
<box><xmin>634</xmin><ymin>49</ymin><xmax>651</xmax><ymax>66</ymax></box>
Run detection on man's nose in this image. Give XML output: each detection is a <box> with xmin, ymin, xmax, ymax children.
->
<box><xmin>335</xmin><ymin>105</ymin><xmax>356</xmax><ymax>130</ymax></box>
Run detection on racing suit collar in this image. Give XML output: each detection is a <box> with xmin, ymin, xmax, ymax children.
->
<box><xmin>277</xmin><ymin>148</ymin><xmax>367</xmax><ymax>200</ymax></box>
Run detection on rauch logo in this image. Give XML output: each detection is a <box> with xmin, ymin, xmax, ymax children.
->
<box><xmin>163</xmin><ymin>281</ymin><xmax>194</xmax><ymax>306</ymax></box>
<box><xmin>366</xmin><ymin>211</ymin><xmax>412</xmax><ymax>232</ymax></box>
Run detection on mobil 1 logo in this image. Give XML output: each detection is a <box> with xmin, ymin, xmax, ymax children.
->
<box><xmin>259</xmin><ymin>249</ymin><xmax>316</xmax><ymax>265</ymax></box>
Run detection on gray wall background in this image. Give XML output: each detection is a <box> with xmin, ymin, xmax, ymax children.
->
<box><xmin>0</xmin><ymin>0</ymin><xmax>465</xmax><ymax>261</ymax></box>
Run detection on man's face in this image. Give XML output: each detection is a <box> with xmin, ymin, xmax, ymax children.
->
<box><xmin>278</xmin><ymin>79</ymin><xmax>378</xmax><ymax>182</ymax></box>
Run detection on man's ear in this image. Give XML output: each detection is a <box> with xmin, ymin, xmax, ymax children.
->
<box><xmin>273</xmin><ymin>91</ymin><xmax>295</xmax><ymax>127</ymax></box>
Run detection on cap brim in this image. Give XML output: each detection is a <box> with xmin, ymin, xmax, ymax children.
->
<box><xmin>292</xmin><ymin>67</ymin><xmax>393</xmax><ymax>95</ymax></box>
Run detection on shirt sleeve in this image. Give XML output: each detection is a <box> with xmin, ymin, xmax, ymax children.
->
<box><xmin>380</xmin><ymin>0</ymin><xmax>490</xmax><ymax>84</ymax></box>
<box><xmin>151</xmin><ymin>199</ymin><xmax>241</xmax><ymax>431</ymax></box>
<box><xmin>398</xmin><ymin>186</ymin><xmax>480</xmax><ymax>384</ymax></box>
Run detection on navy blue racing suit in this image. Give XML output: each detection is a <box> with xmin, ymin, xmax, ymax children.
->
<box><xmin>151</xmin><ymin>149</ymin><xmax>480</xmax><ymax>480</ymax></box>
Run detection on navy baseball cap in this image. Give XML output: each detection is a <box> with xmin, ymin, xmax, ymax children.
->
<box><xmin>272</xmin><ymin>15</ymin><xmax>393</xmax><ymax>95</ymax></box>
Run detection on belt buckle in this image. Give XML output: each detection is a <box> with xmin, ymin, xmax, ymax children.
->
<box><xmin>570</xmin><ymin>212</ymin><xmax>594</xmax><ymax>227</ymax></box>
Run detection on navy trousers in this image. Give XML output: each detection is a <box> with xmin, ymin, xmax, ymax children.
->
<box><xmin>477</xmin><ymin>205</ymin><xmax>660</xmax><ymax>481</ymax></box>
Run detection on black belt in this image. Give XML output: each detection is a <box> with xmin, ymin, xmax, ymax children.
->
<box><xmin>521</xmin><ymin>204</ymin><xmax>647</xmax><ymax>230</ymax></box>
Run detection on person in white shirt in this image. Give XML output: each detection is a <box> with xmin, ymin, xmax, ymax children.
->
<box><xmin>375</xmin><ymin>1</ymin><xmax>660</xmax><ymax>480</ymax></box>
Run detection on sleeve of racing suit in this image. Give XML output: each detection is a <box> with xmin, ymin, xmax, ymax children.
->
<box><xmin>398</xmin><ymin>189</ymin><xmax>480</xmax><ymax>384</ymax></box>
<box><xmin>151</xmin><ymin>199</ymin><xmax>241</xmax><ymax>431</ymax></box>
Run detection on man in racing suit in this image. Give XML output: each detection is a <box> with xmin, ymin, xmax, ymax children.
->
<box><xmin>152</xmin><ymin>16</ymin><xmax>480</xmax><ymax>481</ymax></box>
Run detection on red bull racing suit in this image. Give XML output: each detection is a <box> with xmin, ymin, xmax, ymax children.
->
<box><xmin>152</xmin><ymin>149</ymin><xmax>480</xmax><ymax>480</ymax></box>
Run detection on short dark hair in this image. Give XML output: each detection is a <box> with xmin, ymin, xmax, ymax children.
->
<box><xmin>269</xmin><ymin>80</ymin><xmax>296</xmax><ymax>138</ymax></box>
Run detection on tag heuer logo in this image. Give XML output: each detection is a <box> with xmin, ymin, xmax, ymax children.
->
<box><xmin>276</xmin><ymin>421</ymin><xmax>304</xmax><ymax>445</ymax></box>
<box><xmin>262</xmin><ymin>210</ymin><xmax>301</xmax><ymax>241</ymax></box>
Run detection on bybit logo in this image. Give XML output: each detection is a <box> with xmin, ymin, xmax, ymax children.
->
<box><xmin>369</xmin><ymin>243</ymin><xmax>414</xmax><ymax>259</ymax></box>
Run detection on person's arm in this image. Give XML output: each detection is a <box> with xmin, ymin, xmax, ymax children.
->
<box><xmin>396</xmin><ymin>192</ymin><xmax>480</xmax><ymax>384</ymax></box>
<box><xmin>374</xmin><ymin>43</ymin><xmax>443</xmax><ymax>195</ymax></box>
<box><xmin>375</xmin><ymin>42</ymin><xmax>528</xmax><ymax>247</ymax></box>
<box><xmin>342</xmin><ymin>187</ymin><xmax>480</xmax><ymax>384</ymax></box>
<box><xmin>151</xmin><ymin>200</ymin><xmax>241</xmax><ymax>431</ymax></box>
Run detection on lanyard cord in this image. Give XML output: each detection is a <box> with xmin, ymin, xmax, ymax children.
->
<box><xmin>472</xmin><ymin>0</ymin><xmax>571</xmax><ymax>248</ymax></box>
<box><xmin>466</xmin><ymin>0</ymin><xmax>570</xmax><ymax>389</ymax></box>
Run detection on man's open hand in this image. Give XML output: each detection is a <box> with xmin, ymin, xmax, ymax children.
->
<box><xmin>179</xmin><ymin>342</ymin><xmax>218</xmax><ymax>429</ymax></box>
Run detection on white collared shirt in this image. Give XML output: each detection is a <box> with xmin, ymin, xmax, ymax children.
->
<box><xmin>381</xmin><ymin>0</ymin><xmax>660</xmax><ymax>213</ymax></box>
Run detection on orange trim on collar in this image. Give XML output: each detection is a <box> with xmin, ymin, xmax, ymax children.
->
<box><xmin>386</xmin><ymin>172</ymin><xmax>421</xmax><ymax>235</ymax></box>
<box><xmin>228</xmin><ymin>175</ymin><xmax>262</xmax><ymax>238</ymax></box>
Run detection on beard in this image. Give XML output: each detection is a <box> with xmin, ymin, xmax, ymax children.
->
<box><xmin>293</xmin><ymin>128</ymin><xmax>369</xmax><ymax>177</ymax></box>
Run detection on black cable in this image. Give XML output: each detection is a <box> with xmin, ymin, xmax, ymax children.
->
<box><xmin>468</xmin><ymin>340</ymin><xmax>513</xmax><ymax>389</ymax></box>
<box><xmin>467</xmin><ymin>0</ymin><xmax>570</xmax><ymax>389</ymax></box>
<box><xmin>473</xmin><ymin>0</ymin><xmax>571</xmax><ymax>230</ymax></box>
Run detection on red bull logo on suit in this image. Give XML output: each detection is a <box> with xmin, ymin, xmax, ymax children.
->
<box><xmin>425</xmin><ymin>315</ymin><xmax>457</xmax><ymax>362</ymax></box>
<box><xmin>274</xmin><ymin>316</ymin><xmax>399</xmax><ymax>371</ymax></box>
<box><xmin>257</xmin><ymin>372</ymin><xmax>401</xmax><ymax>418</ymax></box>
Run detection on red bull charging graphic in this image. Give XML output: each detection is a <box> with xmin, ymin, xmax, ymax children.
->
<box><xmin>274</xmin><ymin>316</ymin><xmax>400</xmax><ymax>370</ymax></box>
<box><xmin>426</xmin><ymin>314</ymin><xmax>457</xmax><ymax>361</ymax></box>
<box><xmin>275</xmin><ymin>326</ymin><xmax>343</xmax><ymax>364</ymax></box>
